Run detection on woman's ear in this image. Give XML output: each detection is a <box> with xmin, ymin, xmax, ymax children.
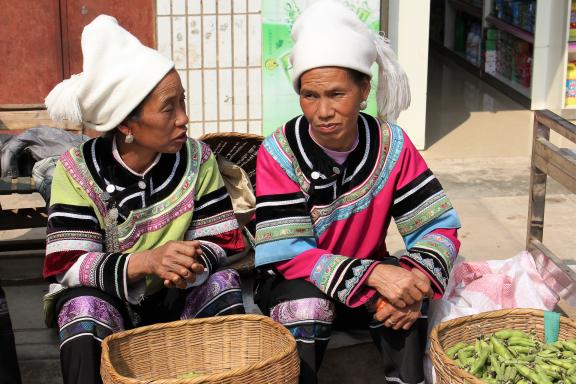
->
<box><xmin>361</xmin><ymin>78</ymin><xmax>371</xmax><ymax>101</ymax></box>
<box><xmin>117</xmin><ymin>120</ymin><xmax>131</xmax><ymax>137</ymax></box>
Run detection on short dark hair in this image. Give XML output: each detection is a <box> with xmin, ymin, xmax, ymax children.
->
<box><xmin>346</xmin><ymin>68</ymin><xmax>370</xmax><ymax>87</ymax></box>
<box><xmin>298</xmin><ymin>67</ymin><xmax>370</xmax><ymax>91</ymax></box>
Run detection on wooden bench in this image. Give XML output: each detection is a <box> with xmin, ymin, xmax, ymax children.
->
<box><xmin>0</xmin><ymin>105</ymin><xmax>82</xmax><ymax>251</ymax></box>
<box><xmin>527</xmin><ymin>110</ymin><xmax>576</xmax><ymax>317</ymax></box>
<box><xmin>0</xmin><ymin>176</ymin><xmax>47</xmax><ymax>254</ymax></box>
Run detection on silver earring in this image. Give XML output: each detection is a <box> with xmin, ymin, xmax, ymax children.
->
<box><xmin>359</xmin><ymin>100</ymin><xmax>368</xmax><ymax>110</ymax></box>
<box><xmin>125</xmin><ymin>131</ymin><xmax>134</xmax><ymax>144</ymax></box>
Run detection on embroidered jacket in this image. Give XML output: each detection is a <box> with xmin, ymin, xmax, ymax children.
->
<box><xmin>255</xmin><ymin>113</ymin><xmax>461</xmax><ymax>307</ymax></box>
<box><xmin>43</xmin><ymin>137</ymin><xmax>244</xmax><ymax>303</ymax></box>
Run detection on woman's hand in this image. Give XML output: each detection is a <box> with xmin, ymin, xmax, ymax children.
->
<box><xmin>128</xmin><ymin>240</ymin><xmax>206</xmax><ymax>289</ymax></box>
<box><xmin>373</xmin><ymin>297</ymin><xmax>422</xmax><ymax>331</ymax></box>
<box><xmin>366</xmin><ymin>264</ymin><xmax>432</xmax><ymax>308</ymax></box>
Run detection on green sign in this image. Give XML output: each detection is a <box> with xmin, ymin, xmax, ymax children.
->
<box><xmin>262</xmin><ymin>0</ymin><xmax>381</xmax><ymax>136</ymax></box>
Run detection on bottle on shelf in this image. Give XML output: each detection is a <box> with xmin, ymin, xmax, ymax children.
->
<box><xmin>492</xmin><ymin>0</ymin><xmax>536</xmax><ymax>32</ymax></box>
<box><xmin>566</xmin><ymin>63</ymin><xmax>576</xmax><ymax>106</ymax></box>
<box><xmin>466</xmin><ymin>23</ymin><xmax>481</xmax><ymax>66</ymax></box>
<box><xmin>454</xmin><ymin>15</ymin><xmax>466</xmax><ymax>53</ymax></box>
<box><xmin>570</xmin><ymin>0</ymin><xmax>576</xmax><ymax>42</ymax></box>
<box><xmin>485</xmin><ymin>29</ymin><xmax>498</xmax><ymax>74</ymax></box>
<box><xmin>514</xmin><ymin>41</ymin><xmax>532</xmax><ymax>88</ymax></box>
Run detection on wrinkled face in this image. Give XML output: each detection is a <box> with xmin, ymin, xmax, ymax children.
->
<box><xmin>299</xmin><ymin>67</ymin><xmax>370</xmax><ymax>151</ymax></box>
<box><xmin>124</xmin><ymin>70</ymin><xmax>189</xmax><ymax>153</ymax></box>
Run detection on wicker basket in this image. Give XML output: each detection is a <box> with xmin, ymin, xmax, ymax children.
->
<box><xmin>429</xmin><ymin>308</ymin><xmax>576</xmax><ymax>384</ymax></box>
<box><xmin>100</xmin><ymin>314</ymin><xmax>299</xmax><ymax>384</ymax></box>
<box><xmin>199</xmin><ymin>132</ymin><xmax>263</xmax><ymax>191</ymax></box>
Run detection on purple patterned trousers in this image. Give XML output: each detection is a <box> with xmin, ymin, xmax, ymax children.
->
<box><xmin>56</xmin><ymin>269</ymin><xmax>244</xmax><ymax>384</ymax></box>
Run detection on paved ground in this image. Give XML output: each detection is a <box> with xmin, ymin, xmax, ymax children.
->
<box><xmin>3</xmin><ymin>54</ymin><xmax>576</xmax><ymax>382</ymax></box>
<box><xmin>2</xmin><ymin>153</ymin><xmax>574</xmax><ymax>383</ymax></box>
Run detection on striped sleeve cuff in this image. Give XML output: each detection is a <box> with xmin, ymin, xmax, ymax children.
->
<box><xmin>400</xmin><ymin>231</ymin><xmax>458</xmax><ymax>298</ymax></box>
<box><xmin>399</xmin><ymin>251</ymin><xmax>448</xmax><ymax>299</ymax></box>
<box><xmin>310</xmin><ymin>254</ymin><xmax>378</xmax><ymax>307</ymax></box>
<box><xmin>198</xmin><ymin>240</ymin><xmax>226</xmax><ymax>274</ymax></box>
<box><xmin>75</xmin><ymin>252</ymin><xmax>132</xmax><ymax>301</ymax></box>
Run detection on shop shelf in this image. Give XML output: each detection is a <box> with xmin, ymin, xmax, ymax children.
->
<box><xmin>569</xmin><ymin>42</ymin><xmax>576</xmax><ymax>53</ymax></box>
<box><xmin>448</xmin><ymin>0</ymin><xmax>483</xmax><ymax>19</ymax></box>
<box><xmin>486</xmin><ymin>15</ymin><xmax>534</xmax><ymax>44</ymax></box>
<box><xmin>484</xmin><ymin>71</ymin><xmax>531</xmax><ymax>98</ymax></box>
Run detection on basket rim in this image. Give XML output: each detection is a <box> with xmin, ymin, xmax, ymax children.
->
<box><xmin>100</xmin><ymin>314</ymin><xmax>297</xmax><ymax>384</ymax></box>
<box><xmin>199</xmin><ymin>132</ymin><xmax>264</xmax><ymax>142</ymax></box>
<box><xmin>429</xmin><ymin>308</ymin><xmax>576</xmax><ymax>384</ymax></box>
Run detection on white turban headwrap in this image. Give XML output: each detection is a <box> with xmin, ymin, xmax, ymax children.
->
<box><xmin>45</xmin><ymin>15</ymin><xmax>175</xmax><ymax>132</ymax></box>
<box><xmin>290</xmin><ymin>0</ymin><xmax>411</xmax><ymax>120</ymax></box>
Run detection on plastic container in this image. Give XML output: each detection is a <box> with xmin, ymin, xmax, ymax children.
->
<box><xmin>566</xmin><ymin>63</ymin><xmax>576</xmax><ymax>106</ymax></box>
<box><xmin>454</xmin><ymin>17</ymin><xmax>466</xmax><ymax>53</ymax></box>
<box><xmin>571</xmin><ymin>1</ymin><xmax>576</xmax><ymax>42</ymax></box>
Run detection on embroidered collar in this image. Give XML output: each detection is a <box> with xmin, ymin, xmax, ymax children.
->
<box><xmin>111</xmin><ymin>136</ymin><xmax>162</xmax><ymax>178</ymax></box>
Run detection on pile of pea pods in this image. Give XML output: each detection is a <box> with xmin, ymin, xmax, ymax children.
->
<box><xmin>445</xmin><ymin>329</ymin><xmax>576</xmax><ymax>383</ymax></box>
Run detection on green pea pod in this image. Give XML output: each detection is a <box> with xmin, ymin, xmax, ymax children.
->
<box><xmin>515</xmin><ymin>364</ymin><xmax>553</xmax><ymax>384</ymax></box>
<box><xmin>502</xmin><ymin>365</ymin><xmax>512</xmax><ymax>381</ymax></box>
<box><xmin>489</xmin><ymin>355</ymin><xmax>502</xmax><ymax>379</ymax></box>
<box><xmin>508</xmin><ymin>337</ymin><xmax>537</xmax><ymax>348</ymax></box>
<box><xmin>507</xmin><ymin>365</ymin><xmax>517</xmax><ymax>382</ymax></box>
<box><xmin>469</xmin><ymin>340</ymin><xmax>490</xmax><ymax>376</ymax></box>
<box><xmin>515</xmin><ymin>354</ymin><xmax>536</xmax><ymax>363</ymax></box>
<box><xmin>546</xmin><ymin>357</ymin><xmax>574</xmax><ymax>370</ymax></box>
<box><xmin>535</xmin><ymin>364</ymin><xmax>562</xmax><ymax>380</ymax></box>
<box><xmin>509</xmin><ymin>345</ymin><xmax>534</xmax><ymax>355</ymax></box>
<box><xmin>494</xmin><ymin>329</ymin><xmax>529</xmax><ymax>340</ymax></box>
<box><xmin>457</xmin><ymin>348</ymin><xmax>473</xmax><ymax>365</ymax></box>
<box><xmin>491</xmin><ymin>336</ymin><xmax>513</xmax><ymax>360</ymax></box>
<box><xmin>445</xmin><ymin>341</ymin><xmax>467</xmax><ymax>359</ymax></box>
<box><xmin>542</xmin><ymin>343</ymin><xmax>561</xmax><ymax>352</ymax></box>
<box><xmin>562</xmin><ymin>340</ymin><xmax>576</xmax><ymax>353</ymax></box>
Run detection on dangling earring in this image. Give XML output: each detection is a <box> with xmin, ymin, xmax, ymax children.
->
<box><xmin>125</xmin><ymin>130</ymin><xmax>134</xmax><ymax>144</ymax></box>
<box><xmin>359</xmin><ymin>100</ymin><xmax>368</xmax><ymax>110</ymax></box>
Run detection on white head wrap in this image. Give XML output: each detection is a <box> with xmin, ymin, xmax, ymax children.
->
<box><xmin>290</xmin><ymin>0</ymin><xmax>410</xmax><ymax>120</ymax></box>
<box><xmin>45</xmin><ymin>15</ymin><xmax>174</xmax><ymax>132</ymax></box>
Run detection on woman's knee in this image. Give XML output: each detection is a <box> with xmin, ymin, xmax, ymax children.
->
<box><xmin>181</xmin><ymin>269</ymin><xmax>244</xmax><ymax>318</ymax></box>
<box><xmin>270</xmin><ymin>298</ymin><xmax>335</xmax><ymax>326</ymax></box>
<box><xmin>57</xmin><ymin>295</ymin><xmax>125</xmax><ymax>347</ymax></box>
<box><xmin>207</xmin><ymin>268</ymin><xmax>242</xmax><ymax>290</ymax></box>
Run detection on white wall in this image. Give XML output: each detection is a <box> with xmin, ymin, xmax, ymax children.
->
<box><xmin>156</xmin><ymin>0</ymin><xmax>263</xmax><ymax>137</ymax></box>
<box><xmin>387</xmin><ymin>0</ymin><xmax>430</xmax><ymax>149</ymax></box>
<box><xmin>156</xmin><ymin>0</ymin><xmax>430</xmax><ymax>145</ymax></box>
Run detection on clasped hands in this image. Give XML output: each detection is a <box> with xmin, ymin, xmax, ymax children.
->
<box><xmin>366</xmin><ymin>264</ymin><xmax>432</xmax><ymax>330</ymax></box>
<box><xmin>128</xmin><ymin>240</ymin><xmax>206</xmax><ymax>289</ymax></box>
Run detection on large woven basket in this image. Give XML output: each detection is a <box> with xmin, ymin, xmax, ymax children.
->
<box><xmin>429</xmin><ymin>308</ymin><xmax>576</xmax><ymax>384</ymax></box>
<box><xmin>199</xmin><ymin>132</ymin><xmax>263</xmax><ymax>191</ymax></box>
<box><xmin>100</xmin><ymin>314</ymin><xmax>299</xmax><ymax>384</ymax></box>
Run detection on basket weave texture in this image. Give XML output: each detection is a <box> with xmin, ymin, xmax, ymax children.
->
<box><xmin>100</xmin><ymin>314</ymin><xmax>299</xmax><ymax>384</ymax></box>
<box><xmin>429</xmin><ymin>308</ymin><xmax>576</xmax><ymax>384</ymax></box>
<box><xmin>199</xmin><ymin>132</ymin><xmax>263</xmax><ymax>190</ymax></box>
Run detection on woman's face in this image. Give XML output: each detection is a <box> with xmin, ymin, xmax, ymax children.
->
<box><xmin>299</xmin><ymin>67</ymin><xmax>370</xmax><ymax>151</ymax></box>
<box><xmin>124</xmin><ymin>70</ymin><xmax>189</xmax><ymax>153</ymax></box>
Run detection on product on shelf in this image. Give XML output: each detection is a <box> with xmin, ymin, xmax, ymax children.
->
<box><xmin>485</xmin><ymin>29</ymin><xmax>498</xmax><ymax>74</ymax></box>
<box><xmin>571</xmin><ymin>0</ymin><xmax>576</xmax><ymax>42</ymax></box>
<box><xmin>454</xmin><ymin>15</ymin><xmax>466</xmax><ymax>53</ymax></box>
<box><xmin>492</xmin><ymin>0</ymin><xmax>536</xmax><ymax>33</ymax></box>
<box><xmin>514</xmin><ymin>41</ymin><xmax>532</xmax><ymax>88</ymax></box>
<box><xmin>494</xmin><ymin>29</ymin><xmax>532</xmax><ymax>88</ymax></box>
<box><xmin>465</xmin><ymin>22</ymin><xmax>482</xmax><ymax>66</ymax></box>
<box><xmin>566</xmin><ymin>63</ymin><xmax>576</xmax><ymax>106</ymax></box>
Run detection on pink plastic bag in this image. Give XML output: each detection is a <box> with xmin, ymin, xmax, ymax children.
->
<box><xmin>424</xmin><ymin>251</ymin><xmax>560</xmax><ymax>383</ymax></box>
